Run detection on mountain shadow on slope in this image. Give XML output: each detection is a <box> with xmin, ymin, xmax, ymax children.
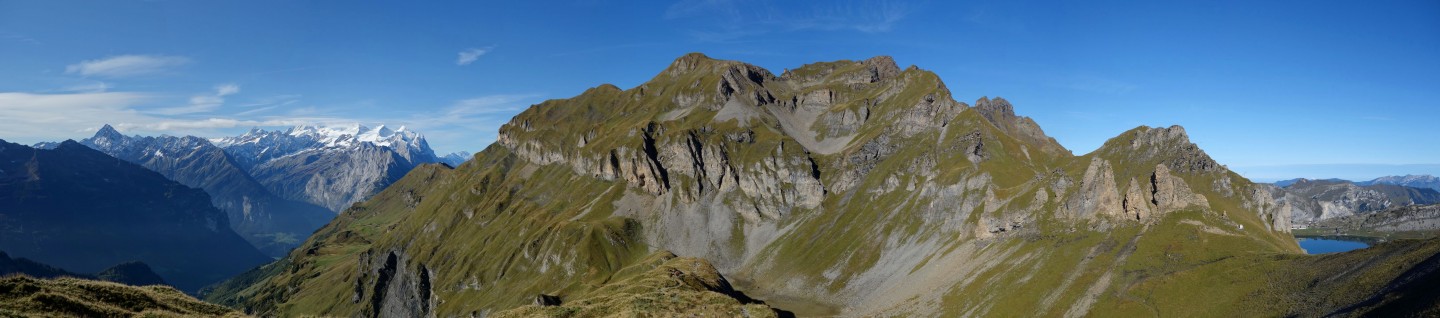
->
<box><xmin>0</xmin><ymin>139</ymin><xmax>271</xmax><ymax>293</ymax></box>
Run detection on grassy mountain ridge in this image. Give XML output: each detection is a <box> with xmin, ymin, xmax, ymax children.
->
<box><xmin>210</xmin><ymin>53</ymin><xmax>1439</xmax><ymax>316</ymax></box>
<box><xmin>0</xmin><ymin>275</ymin><xmax>238</xmax><ymax>317</ymax></box>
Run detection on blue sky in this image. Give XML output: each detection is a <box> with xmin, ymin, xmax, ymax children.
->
<box><xmin>0</xmin><ymin>0</ymin><xmax>1436</xmax><ymax>181</ymax></box>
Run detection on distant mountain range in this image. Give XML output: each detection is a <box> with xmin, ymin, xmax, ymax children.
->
<box><xmin>440</xmin><ymin>151</ymin><xmax>472</xmax><ymax>167</ymax></box>
<box><xmin>1274</xmin><ymin>175</ymin><xmax>1440</xmax><ymax>191</ymax></box>
<box><xmin>1361</xmin><ymin>174</ymin><xmax>1440</xmax><ymax>192</ymax></box>
<box><xmin>211</xmin><ymin>124</ymin><xmax>442</xmax><ymax>213</ymax></box>
<box><xmin>1306</xmin><ymin>203</ymin><xmax>1440</xmax><ymax>238</ymax></box>
<box><xmin>80</xmin><ymin>125</ymin><xmax>333</xmax><ymax>257</ymax></box>
<box><xmin>68</xmin><ymin>124</ymin><xmax>456</xmax><ymax>257</ymax></box>
<box><xmin>0</xmin><ymin>139</ymin><xmax>271</xmax><ymax>293</ymax></box>
<box><xmin>1273</xmin><ymin>177</ymin><xmax>1349</xmax><ymax>187</ymax></box>
<box><xmin>1268</xmin><ymin>175</ymin><xmax>1440</xmax><ymax>224</ymax></box>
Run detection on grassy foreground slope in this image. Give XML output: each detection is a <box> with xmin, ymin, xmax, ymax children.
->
<box><xmin>0</xmin><ymin>275</ymin><xmax>238</xmax><ymax>317</ymax></box>
<box><xmin>209</xmin><ymin>54</ymin><xmax>1440</xmax><ymax>317</ymax></box>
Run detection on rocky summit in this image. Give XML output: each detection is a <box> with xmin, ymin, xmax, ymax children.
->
<box><xmin>209</xmin><ymin>54</ymin><xmax>1440</xmax><ymax>317</ymax></box>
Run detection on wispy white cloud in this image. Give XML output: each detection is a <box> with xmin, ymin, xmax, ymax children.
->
<box><xmin>150</xmin><ymin>83</ymin><xmax>241</xmax><ymax>115</ymax></box>
<box><xmin>444</xmin><ymin>94</ymin><xmax>538</xmax><ymax>116</ymax></box>
<box><xmin>457</xmin><ymin>47</ymin><xmax>492</xmax><ymax>66</ymax></box>
<box><xmin>215</xmin><ymin>83</ymin><xmax>240</xmax><ymax>96</ymax></box>
<box><xmin>375</xmin><ymin>94</ymin><xmax>541</xmax><ymax>153</ymax></box>
<box><xmin>666</xmin><ymin>0</ymin><xmax>910</xmax><ymax>41</ymax></box>
<box><xmin>232</xmin><ymin>94</ymin><xmax>302</xmax><ymax>116</ymax></box>
<box><xmin>0</xmin><ymin>92</ymin><xmax>154</xmax><ymax>142</ymax></box>
<box><xmin>65</xmin><ymin>55</ymin><xmax>191</xmax><ymax>78</ymax></box>
<box><xmin>56</xmin><ymin>81</ymin><xmax>111</xmax><ymax>93</ymax></box>
<box><xmin>0</xmin><ymin>31</ymin><xmax>40</xmax><ymax>45</ymax></box>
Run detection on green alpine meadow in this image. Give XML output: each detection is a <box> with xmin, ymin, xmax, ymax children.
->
<box><xmin>198</xmin><ymin>54</ymin><xmax>1440</xmax><ymax>317</ymax></box>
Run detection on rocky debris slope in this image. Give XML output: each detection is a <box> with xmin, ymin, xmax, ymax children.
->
<box><xmin>214</xmin><ymin>124</ymin><xmax>442</xmax><ymax>213</ymax></box>
<box><xmin>81</xmin><ymin>125</ymin><xmax>334</xmax><ymax>256</ymax></box>
<box><xmin>211</xmin><ymin>54</ymin><xmax>1438</xmax><ymax>317</ymax></box>
<box><xmin>0</xmin><ymin>140</ymin><xmax>271</xmax><ymax>293</ymax></box>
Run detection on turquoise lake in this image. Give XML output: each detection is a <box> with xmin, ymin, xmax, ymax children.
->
<box><xmin>1297</xmin><ymin>237</ymin><xmax>1370</xmax><ymax>254</ymax></box>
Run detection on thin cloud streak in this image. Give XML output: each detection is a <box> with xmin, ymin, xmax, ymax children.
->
<box><xmin>457</xmin><ymin>47</ymin><xmax>493</xmax><ymax>66</ymax></box>
<box><xmin>65</xmin><ymin>55</ymin><xmax>191</xmax><ymax>78</ymax></box>
<box><xmin>149</xmin><ymin>83</ymin><xmax>241</xmax><ymax>115</ymax></box>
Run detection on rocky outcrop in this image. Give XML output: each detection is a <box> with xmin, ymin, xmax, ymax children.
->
<box><xmin>974</xmin><ymin>97</ymin><xmax>1068</xmax><ymax>155</ymax></box>
<box><xmin>1065</xmin><ymin>158</ymin><xmax>1122</xmax><ymax>219</ymax></box>
<box><xmin>1246</xmin><ymin>184</ymin><xmax>1293</xmax><ymax>232</ymax></box>
<box><xmin>1150</xmin><ymin>164</ymin><xmax>1210</xmax><ymax>213</ymax></box>
<box><xmin>1118</xmin><ymin>125</ymin><xmax>1222</xmax><ymax>174</ymax></box>
<box><xmin>1122</xmin><ymin>178</ymin><xmax>1153</xmax><ymax>220</ymax></box>
<box><xmin>1066</xmin><ymin>161</ymin><xmax>1212</xmax><ymax>223</ymax></box>
<box><xmin>354</xmin><ymin>250</ymin><xmax>435</xmax><ymax>318</ymax></box>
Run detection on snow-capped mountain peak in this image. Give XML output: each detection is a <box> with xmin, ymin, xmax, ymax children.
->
<box><xmin>275</xmin><ymin>123</ymin><xmax>423</xmax><ymax>149</ymax></box>
<box><xmin>211</xmin><ymin>123</ymin><xmax>438</xmax><ymax>171</ymax></box>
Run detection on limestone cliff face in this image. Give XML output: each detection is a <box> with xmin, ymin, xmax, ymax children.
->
<box><xmin>219</xmin><ymin>54</ymin><xmax>1327</xmax><ymax>317</ymax></box>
